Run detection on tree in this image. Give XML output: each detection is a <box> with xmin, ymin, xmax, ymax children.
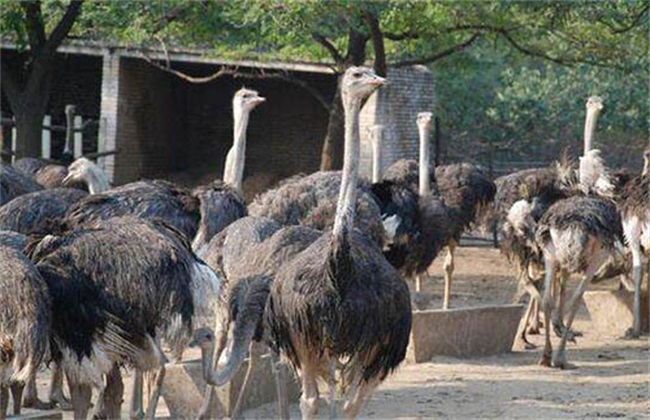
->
<box><xmin>1</xmin><ymin>0</ymin><xmax>647</xmax><ymax>167</ymax></box>
<box><xmin>1</xmin><ymin>0</ymin><xmax>83</xmax><ymax>159</ymax></box>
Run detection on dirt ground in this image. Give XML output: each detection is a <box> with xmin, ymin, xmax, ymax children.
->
<box><xmin>24</xmin><ymin>247</ymin><xmax>650</xmax><ymax>419</ymax></box>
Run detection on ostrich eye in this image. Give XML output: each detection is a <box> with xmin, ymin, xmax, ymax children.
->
<box><xmin>352</xmin><ymin>72</ymin><xmax>362</xmax><ymax>78</ymax></box>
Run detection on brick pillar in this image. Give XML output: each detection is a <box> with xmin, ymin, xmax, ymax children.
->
<box><xmin>98</xmin><ymin>50</ymin><xmax>120</xmax><ymax>183</ymax></box>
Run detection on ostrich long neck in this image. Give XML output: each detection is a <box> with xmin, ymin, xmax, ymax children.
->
<box><xmin>85</xmin><ymin>168</ymin><xmax>111</xmax><ymax>194</ymax></box>
<box><xmin>643</xmin><ymin>155</ymin><xmax>649</xmax><ymax>176</ymax></box>
<box><xmin>372</xmin><ymin>128</ymin><xmax>383</xmax><ymax>183</ymax></box>
<box><xmin>418</xmin><ymin>124</ymin><xmax>431</xmax><ymax>197</ymax></box>
<box><xmin>64</xmin><ymin>109</ymin><xmax>74</xmax><ymax>155</ymax></box>
<box><xmin>583</xmin><ymin>108</ymin><xmax>599</xmax><ymax>156</ymax></box>
<box><xmin>333</xmin><ymin>96</ymin><xmax>362</xmax><ymax>239</ymax></box>
<box><xmin>224</xmin><ymin>108</ymin><xmax>250</xmax><ymax>193</ymax></box>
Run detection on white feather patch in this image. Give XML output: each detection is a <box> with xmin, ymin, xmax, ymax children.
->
<box><xmin>506</xmin><ymin>200</ymin><xmax>533</xmax><ymax>236</ymax></box>
<box><xmin>382</xmin><ymin>214</ymin><xmax>401</xmax><ymax>246</ymax></box>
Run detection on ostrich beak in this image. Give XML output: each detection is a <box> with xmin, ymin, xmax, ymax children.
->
<box><xmin>253</xmin><ymin>97</ymin><xmax>266</xmax><ymax>105</ymax></box>
<box><xmin>369</xmin><ymin>76</ymin><xmax>386</xmax><ymax>87</ymax></box>
<box><xmin>62</xmin><ymin>172</ymin><xmax>73</xmax><ymax>186</ymax></box>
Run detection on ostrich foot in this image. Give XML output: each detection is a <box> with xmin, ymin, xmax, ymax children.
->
<box><xmin>22</xmin><ymin>398</ymin><xmax>56</xmax><ymax>410</ymax></box>
<box><xmin>526</xmin><ymin>325</ymin><xmax>540</xmax><ymax>335</ymax></box>
<box><xmin>552</xmin><ymin>357</ymin><xmax>578</xmax><ymax>370</ymax></box>
<box><xmin>539</xmin><ymin>353</ymin><xmax>552</xmax><ymax>367</ymax></box>
<box><xmin>50</xmin><ymin>392</ymin><xmax>73</xmax><ymax>411</ymax></box>
<box><xmin>523</xmin><ymin>341</ymin><xmax>536</xmax><ymax>350</ymax></box>
<box><xmin>552</xmin><ymin>323</ymin><xmax>581</xmax><ymax>342</ymax></box>
<box><xmin>623</xmin><ymin>327</ymin><xmax>641</xmax><ymax>340</ymax></box>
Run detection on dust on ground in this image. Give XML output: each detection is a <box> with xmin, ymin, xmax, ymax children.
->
<box><xmin>27</xmin><ymin>247</ymin><xmax>650</xmax><ymax>419</ymax></box>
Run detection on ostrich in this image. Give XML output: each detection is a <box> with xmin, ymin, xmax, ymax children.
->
<box><xmin>535</xmin><ymin>96</ymin><xmax>625</xmax><ymax>368</ymax></box>
<box><xmin>380</xmin><ymin>113</ymin><xmax>496</xmax><ymax>307</ymax></box>
<box><xmin>29</xmin><ymin>216</ymin><xmax>221</xmax><ymax>419</ymax></box>
<box><xmin>0</xmin><ymin>165</ymin><xmax>43</xmax><ymax>206</ymax></box>
<box><xmin>618</xmin><ymin>143</ymin><xmax>650</xmax><ymax>338</ymax></box>
<box><xmin>266</xmin><ymin>67</ymin><xmax>411</xmax><ymax>418</ymax></box>
<box><xmin>0</xmin><ymin>245</ymin><xmax>51</xmax><ymax>419</ymax></box>
<box><xmin>0</xmin><ymin>188</ymin><xmax>87</xmax><ymax>236</ymax></box>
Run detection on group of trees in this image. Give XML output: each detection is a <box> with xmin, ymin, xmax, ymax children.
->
<box><xmin>1</xmin><ymin>0</ymin><xmax>648</xmax><ymax>168</ymax></box>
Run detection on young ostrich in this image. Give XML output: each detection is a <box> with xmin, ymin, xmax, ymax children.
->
<box><xmin>0</xmin><ymin>245</ymin><xmax>51</xmax><ymax>419</ymax></box>
<box><xmin>619</xmin><ymin>143</ymin><xmax>650</xmax><ymax>338</ymax></box>
<box><xmin>535</xmin><ymin>96</ymin><xmax>625</xmax><ymax>368</ymax></box>
<box><xmin>269</xmin><ymin>67</ymin><xmax>411</xmax><ymax>418</ymax></box>
<box><xmin>30</xmin><ymin>217</ymin><xmax>221</xmax><ymax>419</ymax></box>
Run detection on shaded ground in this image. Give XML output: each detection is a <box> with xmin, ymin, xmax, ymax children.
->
<box><xmin>24</xmin><ymin>247</ymin><xmax>650</xmax><ymax>419</ymax></box>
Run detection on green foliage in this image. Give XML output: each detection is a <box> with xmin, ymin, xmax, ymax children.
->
<box><xmin>434</xmin><ymin>41</ymin><xmax>649</xmax><ymax>169</ymax></box>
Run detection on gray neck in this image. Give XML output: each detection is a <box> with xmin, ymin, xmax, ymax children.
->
<box><xmin>418</xmin><ymin>124</ymin><xmax>431</xmax><ymax>197</ymax></box>
<box><xmin>85</xmin><ymin>167</ymin><xmax>111</xmax><ymax>194</ymax></box>
<box><xmin>643</xmin><ymin>156</ymin><xmax>649</xmax><ymax>176</ymax></box>
<box><xmin>333</xmin><ymin>96</ymin><xmax>362</xmax><ymax>239</ymax></box>
<box><xmin>64</xmin><ymin>108</ymin><xmax>75</xmax><ymax>155</ymax></box>
<box><xmin>225</xmin><ymin>109</ymin><xmax>249</xmax><ymax>193</ymax></box>
<box><xmin>583</xmin><ymin>108</ymin><xmax>599</xmax><ymax>156</ymax></box>
<box><xmin>371</xmin><ymin>129</ymin><xmax>383</xmax><ymax>183</ymax></box>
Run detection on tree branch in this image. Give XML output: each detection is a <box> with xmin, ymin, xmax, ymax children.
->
<box><xmin>363</xmin><ymin>10</ymin><xmax>387</xmax><ymax>77</ymax></box>
<box><xmin>596</xmin><ymin>3</ymin><xmax>649</xmax><ymax>34</ymax></box>
<box><xmin>311</xmin><ymin>32</ymin><xmax>344</xmax><ymax>64</ymax></box>
<box><xmin>140</xmin><ymin>50</ymin><xmax>332</xmax><ymax>112</ymax></box>
<box><xmin>21</xmin><ymin>1</ymin><xmax>47</xmax><ymax>52</ymax></box>
<box><xmin>45</xmin><ymin>0</ymin><xmax>84</xmax><ymax>52</ymax></box>
<box><xmin>391</xmin><ymin>33</ymin><xmax>480</xmax><ymax>67</ymax></box>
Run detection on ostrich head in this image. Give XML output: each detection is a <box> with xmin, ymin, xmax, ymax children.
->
<box><xmin>65</xmin><ymin>104</ymin><xmax>77</xmax><ymax>116</ymax></box>
<box><xmin>585</xmin><ymin>96</ymin><xmax>604</xmax><ymax>113</ymax></box>
<box><xmin>233</xmin><ymin>88</ymin><xmax>265</xmax><ymax>116</ymax></box>
<box><xmin>340</xmin><ymin>66</ymin><xmax>385</xmax><ymax>104</ymax></box>
<box><xmin>189</xmin><ymin>327</ymin><xmax>215</xmax><ymax>350</ymax></box>
<box><xmin>63</xmin><ymin>157</ymin><xmax>111</xmax><ymax>194</ymax></box>
<box><xmin>416</xmin><ymin>112</ymin><xmax>433</xmax><ymax>130</ymax></box>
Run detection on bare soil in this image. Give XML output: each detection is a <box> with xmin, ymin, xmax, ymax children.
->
<box><xmin>25</xmin><ymin>247</ymin><xmax>650</xmax><ymax>419</ymax></box>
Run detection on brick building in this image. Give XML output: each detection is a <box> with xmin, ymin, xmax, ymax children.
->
<box><xmin>1</xmin><ymin>42</ymin><xmax>434</xmax><ymax>188</ymax></box>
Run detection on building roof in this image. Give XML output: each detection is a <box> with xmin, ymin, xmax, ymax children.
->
<box><xmin>1</xmin><ymin>39</ymin><xmax>337</xmax><ymax>74</ymax></box>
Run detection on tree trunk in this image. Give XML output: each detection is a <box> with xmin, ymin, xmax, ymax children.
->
<box><xmin>319</xmin><ymin>79</ymin><xmax>345</xmax><ymax>171</ymax></box>
<box><xmin>319</xmin><ymin>28</ymin><xmax>368</xmax><ymax>171</ymax></box>
<box><xmin>13</xmin><ymin>105</ymin><xmax>46</xmax><ymax>159</ymax></box>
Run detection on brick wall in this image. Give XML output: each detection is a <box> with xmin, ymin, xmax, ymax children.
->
<box><xmin>111</xmin><ymin>59</ymin><xmax>335</xmax><ymax>185</ymax></box>
<box><xmin>359</xmin><ymin>66</ymin><xmax>435</xmax><ymax>179</ymax></box>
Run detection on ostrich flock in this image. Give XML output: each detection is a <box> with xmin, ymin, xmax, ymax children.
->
<box><xmin>0</xmin><ymin>67</ymin><xmax>648</xmax><ymax>419</ymax></box>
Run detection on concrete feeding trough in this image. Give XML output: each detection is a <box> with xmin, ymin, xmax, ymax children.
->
<box><xmin>583</xmin><ymin>289</ymin><xmax>649</xmax><ymax>335</ymax></box>
<box><xmin>162</xmin><ymin>347</ymin><xmax>300</xmax><ymax>419</ymax></box>
<box><xmin>406</xmin><ymin>304</ymin><xmax>525</xmax><ymax>363</ymax></box>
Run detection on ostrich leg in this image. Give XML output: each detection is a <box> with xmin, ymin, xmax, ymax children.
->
<box><xmin>328</xmin><ymin>357</ymin><xmax>337</xmax><ymax>419</ymax></box>
<box><xmin>144</xmin><ymin>356</ymin><xmax>166</xmax><ymax>420</ymax></box>
<box><xmin>271</xmin><ymin>352</ymin><xmax>290</xmax><ymax>420</ymax></box>
<box><xmin>49</xmin><ymin>363</ymin><xmax>72</xmax><ymax>409</ymax></box>
<box><xmin>415</xmin><ymin>275</ymin><xmax>423</xmax><ymax>292</ymax></box>
<box><xmin>1</xmin><ymin>384</ymin><xmax>9</xmax><ymax>420</ymax></box>
<box><xmin>9</xmin><ymin>383</ymin><xmax>23</xmax><ymax>415</ymax></box>
<box><xmin>299</xmin><ymin>362</ymin><xmax>319</xmax><ymax>420</ymax></box>
<box><xmin>626</xmin><ymin>239</ymin><xmax>643</xmax><ymax>338</ymax></box>
<box><xmin>552</xmin><ymin>258</ymin><xmax>603</xmax><ymax>369</ymax></box>
<box><xmin>70</xmin><ymin>380</ymin><xmax>93</xmax><ymax>420</ymax></box>
<box><xmin>342</xmin><ymin>376</ymin><xmax>381</xmax><ymax>419</ymax></box>
<box><xmin>442</xmin><ymin>241</ymin><xmax>457</xmax><ymax>310</ymax></box>
<box><xmin>130</xmin><ymin>370</ymin><xmax>144</xmax><ymax>419</ymax></box>
<box><xmin>92</xmin><ymin>364</ymin><xmax>124</xmax><ymax>419</ymax></box>
<box><xmin>540</xmin><ymin>255</ymin><xmax>557</xmax><ymax>367</ymax></box>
